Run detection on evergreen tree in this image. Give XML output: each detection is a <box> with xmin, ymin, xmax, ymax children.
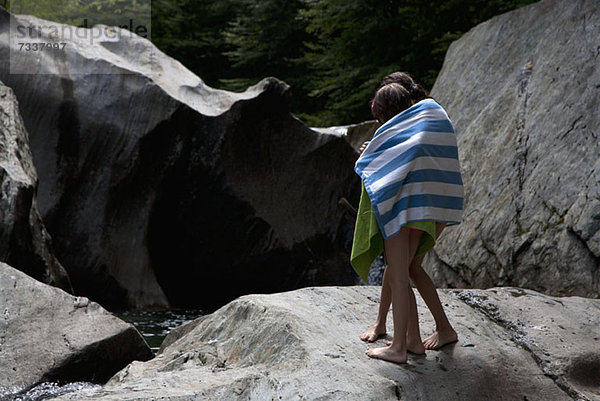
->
<box><xmin>220</xmin><ymin>0</ymin><xmax>313</xmax><ymax>116</ymax></box>
<box><xmin>300</xmin><ymin>0</ymin><xmax>538</xmax><ymax>125</ymax></box>
<box><xmin>151</xmin><ymin>0</ymin><xmax>238</xmax><ymax>87</ymax></box>
<box><xmin>6</xmin><ymin>0</ymin><xmax>151</xmax><ymax>29</ymax></box>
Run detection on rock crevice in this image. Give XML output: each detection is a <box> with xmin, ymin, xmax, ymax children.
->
<box><xmin>450</xmin><ymin>289</ymin><xmax>592</xmax><ymax>401</ymax></box>
<box><xmin>0</xmin><ymin>80</ymin><xmax>72</xmax><ymax>292</ymax></box>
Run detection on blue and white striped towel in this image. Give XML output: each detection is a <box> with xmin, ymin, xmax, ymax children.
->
<box><xmin>355</xmin><ymin>98</ymin><xmax>464</xmax><ymax>239</ymax></box>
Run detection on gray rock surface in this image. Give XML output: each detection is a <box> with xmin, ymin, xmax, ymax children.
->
<box><xmin>0</xmin><ymin>7</ymin><xmax>360</xmax><ymax>309</ymax></box>
<box><xmin>312</xmin><ymin>120</ymin><xmax>379</xmax><ymax>152</ymax></box>
<box><xmin>427</xmin><ymin>0</ymin><xmax>600</xmax><ymax>296</ymax></box>
<box><xmin>0</xmin><ymin>79</ymin><xmax>71</xmax><ymax>292</ymax></box>
<box><xmin>55</xmin><ymin>286</ymin><xmax>599</xmax><ymax>401</ymax></box>
<box><xmin>0</xmin><ymin>261</ymin><xmax>152</xmax><ymax>396</ymax></box>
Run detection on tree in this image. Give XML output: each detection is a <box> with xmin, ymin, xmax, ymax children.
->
<box><xmin>150</xmin><ymin>0</ymin><xmax>238</xmax><ymax>87</ymax></box>
<box><xmin>299</xmin><ymin>0</ymin><xmax>538</xmax><ymax>126</ymax></box>
<box><xmin>220</xmin><ymin>0</ymin><xmax>313</xmax><ymax>115</ymax></box>
<box><xmin>6</xmin><ymin>0</ymin><xmax>151</xmax><ymax>28</ymax></box>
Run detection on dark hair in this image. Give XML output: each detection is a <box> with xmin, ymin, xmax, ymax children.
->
<box><xmin>370</xmin><ymin>83</ymin><xmax>413</xmax><ymax>124</ymax></box>
<box><xmin>380</xmin><ymin>71</ymin><xmax>429</xmax><ymax>103</ymax></box>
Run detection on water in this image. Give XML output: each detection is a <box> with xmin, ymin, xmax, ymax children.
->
<box><xmin>0</xmin><ymin>382</ymin><xmax>100</xmax><ymax>401</ymax></box>
<box><xmin>0</xmin><ymin>309</ymin><xmax>205</xmax><ymax>401</ymax></box>
<box><xmin>118</xmin><ymin>309</ymin><xmax>205</xmax><ymax>354</ymax></box>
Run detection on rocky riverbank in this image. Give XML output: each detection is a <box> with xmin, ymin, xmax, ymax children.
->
<box><xmin>54</xmin><ymin>285</ymin><xmax>600</xmax><ymax>401</ymax></box>
<box><xmin>0</xmin><ymin>0</ymin><xmax>598</xmax><ymax>399</ymax></box>
<box><xmin>0</xmin><ymin>262</ymin><xmax>152</xmax><ymax>396</ymax></box>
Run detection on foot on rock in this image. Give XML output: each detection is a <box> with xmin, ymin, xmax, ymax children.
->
<box><xmin>423</xmin><ymin>328</ymin><xmax>458</xmax><ymax>350</ymax></box>
<box><xmin>360</xmin><ymin>324</ymin><xmax>386</xmax><ymax>343</ymax></box>
<box><xmin>386</xmin><ymin>337</ymin><xmax>425</xmax><ymax>355</ymax></box>
<box><xmin>365</xmin><ymin>346</ymin><xmax>408</xmax><ymax>364</ymax></box>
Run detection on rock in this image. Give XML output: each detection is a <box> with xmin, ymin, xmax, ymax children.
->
<box><xmin>0</xmin><ymin>7</ymin><xmax>360</xmax><ymax>309</ymax></box>
<box><xmin>0</xmin><ymin>261</ymin><xmax>153</xmax><ymax>395</ymax></box>
<box><xmin>427</xmin><ymin>0</ymin><xmax>600</xmax><ymax>296</ymax></box>
<box><xmin>53</xmin><ymin>286</ymin><xmax>600</xmax><ymax>401</ymax></box>
<box><xmin>312</xmin><ymin>120</ymin><xmax>379</xmax><ymax>151</ymax></box>
<box><xmin>0</xmin><ymin>79</ymin><xmax>71</xmax><ymax>292</ymax></box>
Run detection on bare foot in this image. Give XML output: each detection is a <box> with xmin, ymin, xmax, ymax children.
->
<box><xmin>423</xmin><ymin>328</ymin><xmax>458</xmax><ymax>350</ymax></box>
<box><xmin>360</xmin><ymin>323</ymin><xmax>386</xmax><ymax>343</ymax></box>
<box><xmin>385</xmin><ymin>337</ymin><xmax>425</xmax><ymax>355</ymax></box>
<box><xmin>365</xmin><ymin>346</ymin><xmax>408</xmax><ymax>364</ymax></box>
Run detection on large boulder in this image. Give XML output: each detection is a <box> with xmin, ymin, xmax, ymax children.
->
<box><xmin>0</xmin><ymin>7</ymin><xmax>360</xmax><ymax>310</ymax></box>
<box><xmin>427</xmin><ymin>0</ymin><xmax>600</xmax><ymax>296</ymax></box>
<box><xmin>54</xmin><ymin>286</ymin><xmax>600</xmax><ymax>400</ymax></box>
<box><xmin>0</xmin><ymin>79</ymin><xmax>71</xmax><ymax>292</ymax></box>
<box><xmin>0</xmin><ymin>261</ymin><xmax>153</xmax><ymax>397</ymax></box>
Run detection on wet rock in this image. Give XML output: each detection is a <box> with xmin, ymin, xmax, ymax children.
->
<box><xmin>427</xmin><ymin>0</ymin><xmax>600</xmax><ymax>296</ymax></box>
<box><xmin>55</xmin><ymin>286</ymin><xmax>599</xmax><ymax>400</ymax></box>
<box><xmin>0</xmin><ymin>79</ymin><xmax>71</xmax><ymax>292</ymax></box>
<box><xmin>0</xmin><ymin>7</ymin><xmax>359</xmax><ymax>309</ymax></box>
<box><xmin>0</xmin><ymin>261</ymin><xmax>153</xmax><ymax>392</ymax></box>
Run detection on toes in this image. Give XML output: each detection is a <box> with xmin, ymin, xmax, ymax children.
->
<box><xmin>364</xmin><ymin>332</ymin><xmax>382</xmax><ymax>342</ymax></box>
<box><xmin>360</xmin><ymin>332</ymin><xmax>375</xmax><ymax>342</ymax></box>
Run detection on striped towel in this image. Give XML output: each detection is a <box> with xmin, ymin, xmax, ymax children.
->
<box><xmin>354</xmin><ymin>98</ymin><xmax>463</xmax><ymax>239</ymax></box>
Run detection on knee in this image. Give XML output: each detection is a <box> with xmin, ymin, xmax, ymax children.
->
<box><xmin>386</xmin><ymin>265</ymin><xmax>410</xmax><ymax>287</ymax></box>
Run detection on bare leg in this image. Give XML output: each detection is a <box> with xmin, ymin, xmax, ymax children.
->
<box><xmin>406</xmin><ymin>283</ymin><xmax>425</xmax><ymax>354</ymax></box>
<box><xmin>366</xmin><ymin>227</ymin><xmax>422</xmax><ymax>363</ymax></box>
<box><xmin>409</xmin><ymin>223</ymin><xmax>457</xmax><ymax>350</ymax></box>
<box><xmin>384</xmin><ymin>285</ymin><xmax>425</xmax><ymax>354</ymax></box>
<box><xmin>359</xmin><ymin>265</ymin><xmax>391</xmax><ymax>342</ymax></box>
<box><xmin>361</xmin><ymin>260</ymin><xmax>424</xmax><ymax>353</ymax></box>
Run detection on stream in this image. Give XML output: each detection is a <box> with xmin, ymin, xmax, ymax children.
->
<box><xmin>118</xmin><ymin>308</ymin><xmax>205</xmax><ymax>354</ymax></box>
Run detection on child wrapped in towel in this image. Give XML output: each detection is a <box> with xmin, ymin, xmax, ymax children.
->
<box><xmin>351</xmin><ymin>94</ymin><xmax>463</xmax><ymax>281</ymax></box>
<box><xmin>351</xmin><ymin>75</ymin><xmax>464</xmax><ymax>363</ymax></box>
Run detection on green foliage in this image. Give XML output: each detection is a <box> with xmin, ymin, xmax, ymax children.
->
<box><xmin>8</xmin><ymin>0</ymin><xmax>150</xmax><ymax>28</ymax></box>
<box><xmin>299</xmin><ymin>0</ymin><xmax>539</xmax><ymax>125</ymax></box>
<box><xmin>218</xmin><ymin>0</ymin><xmax>314</xmax><ymax>117</ymax></box>
<box><xmin>151</xmin><ymin>0</ymin><xmax>237</xmax><ymax>87</ymax></box>
<box><xmin>174</xmin><ymin>0</ymin><xmax>537</xmax><ymax>125</ymax></box>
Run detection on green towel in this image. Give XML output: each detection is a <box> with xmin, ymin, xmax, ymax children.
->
<box><xmin>350</xmin><ymin>181</ymin><xmax>437</xmax><ymax>282</ymax></box>
<box><xmin>350</xmin><ymin>182</ymin><xmax>384</xmax><ymax>282</ymax></box>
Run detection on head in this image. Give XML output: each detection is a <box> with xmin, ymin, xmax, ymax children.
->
<box><xmin>380</xmin><ymin>71</ymin><xmax>429</xmax><ymax>103</ymax></box>
<box><xmin>370</xmin><ymin>83</ymin><xmax>413</xmax><ymax>124</ymax></box>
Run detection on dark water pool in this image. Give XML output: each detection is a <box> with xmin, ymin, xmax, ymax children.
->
<box><xmin>118</xmin><ymin>309</ymin><xmax>205</xmax><ymax>354</ymax></box>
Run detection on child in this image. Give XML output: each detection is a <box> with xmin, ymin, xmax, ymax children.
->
<box><xmin>352</xmin><ymin>78</ymin><xmax>463</xmax><ymax>363</ymax></box>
